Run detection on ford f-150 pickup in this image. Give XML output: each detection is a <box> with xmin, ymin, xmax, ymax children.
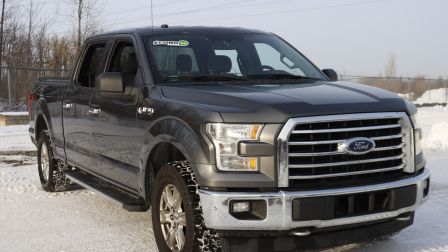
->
<box><xmin>28</xmin><ymin>26</ymin><xmax>430</xmax><ymax>252</ymax></box>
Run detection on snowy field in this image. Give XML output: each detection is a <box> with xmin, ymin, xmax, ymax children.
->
<box><xmin>0</xmin><ymin>107</ymin><xmax>447</xmax><ymax>252</ymax></box>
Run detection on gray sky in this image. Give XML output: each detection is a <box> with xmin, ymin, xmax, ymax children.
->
<box><xmin>26</xmin><ymin>0</ymin><xmax>448</xmax><ymax>78</ymax></box>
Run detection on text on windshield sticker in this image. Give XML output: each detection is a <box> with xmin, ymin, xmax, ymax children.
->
<box><xmin>153</xmin><ymin>40</ymin><xmax>190</xmax><ymax>47</ymax></box>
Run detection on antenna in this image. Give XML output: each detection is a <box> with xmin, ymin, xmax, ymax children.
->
<box><xmin>151</xmin><ymin>0</ymin><xmax>154</xmax><ymax>33</ymax></box>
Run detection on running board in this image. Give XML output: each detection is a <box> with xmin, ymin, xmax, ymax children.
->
<box><xmin>65</xmin><ymin>170</ymin><xmax>148</xmax><ymax>212</ymax></box>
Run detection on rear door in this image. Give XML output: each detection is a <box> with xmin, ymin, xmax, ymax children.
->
<box><xmin>90</xmin><ymin>36</ymin><xmax>144</xmax><ymax>190</ymax></box>
<box><xmin>63</xmin><ymin>40</ymin><xmax>108</xmax><ymax>171</ymax></box>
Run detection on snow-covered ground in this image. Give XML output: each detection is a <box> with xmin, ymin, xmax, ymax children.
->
<box><xmin>0</xmin><ymin>155</ymin><xmax>156</xmax><ymax>251</ymax></box>
<box><xmin>0</xmin><ymin>107</ymin><xmax>447</xmax><ymax>252</ymax></box>
<box><xmin>0</xmin><ymin>125</ymin><xmax>36</xmax><ymax>153</ymax></box>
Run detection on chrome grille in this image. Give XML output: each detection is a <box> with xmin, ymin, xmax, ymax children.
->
<box><xmin>277</xmin><ymin>113</ymin><xmax>414</xmax><ymax>188</ymax></box>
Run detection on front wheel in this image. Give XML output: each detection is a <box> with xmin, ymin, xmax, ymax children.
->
<box><xmin>151</xmin><ymin>161</ymin><xmax>221</xmax><ymax>252</ymax></box>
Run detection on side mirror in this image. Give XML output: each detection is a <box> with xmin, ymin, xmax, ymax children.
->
<box><xmin>322</xmin><ymin>69</ymin><xmax>338</xmax><ymax>81</ymax></box>
<box><xmin>96</xmin><ymin>72</ymin><xmax>124</xmax><ymax>94</ymax></box>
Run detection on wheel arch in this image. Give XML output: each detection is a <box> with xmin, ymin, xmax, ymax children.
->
<box><xmin>35</xmin><ymin>114</ymin><xmax>48</xmax><ymax>141</ymax></box>
<box><xmin>143</xmin><ymin>141</ymin><xmax>188</xmax><ymax>205</ymax></box>
<box><xmin>140</xmin><ymin>117</ymin><xmax>214</xmax><ymax>205</ymax></box>
<box><xmin>34</xmin><ymin>99</ymin><xmax>53</xmax><ymax>142</ymax></box>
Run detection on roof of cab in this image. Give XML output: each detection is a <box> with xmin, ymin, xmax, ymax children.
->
<box><xmin>90</xmin><ymin>26</ymin><xmax>269</xmax><ymax>38</ymax></box>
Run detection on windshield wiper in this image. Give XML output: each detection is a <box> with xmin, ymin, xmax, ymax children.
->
<box><xmin>247</xmin><ymin>73</ymin><xmax>322</xmax><ymax>81</ymax></box>
<box><xmin>162</xmin><ymin>75</ymin><xmax>247</xmax><ymax>82</ymax></box>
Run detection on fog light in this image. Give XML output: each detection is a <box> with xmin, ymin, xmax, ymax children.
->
<box><xmin>231</xmin><ymin>201</ymin><xmax>250</xmax><ymax>213</ymax></box>
<box><xmin>229</xmin><ymin>200</ymin><xmax>267</xmax><ymax>220</ymax></box>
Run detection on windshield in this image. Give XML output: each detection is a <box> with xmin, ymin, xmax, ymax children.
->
<box><xmin>144</xmin><ymin>33</ymin><xmax>326</xmax><ymax>84</ymax></box>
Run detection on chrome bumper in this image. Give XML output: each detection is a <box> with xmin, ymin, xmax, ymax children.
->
<box><xmin>199</xmin><ymin>169</ymin><xmax>430</xmax><ymax>231</ymax></box>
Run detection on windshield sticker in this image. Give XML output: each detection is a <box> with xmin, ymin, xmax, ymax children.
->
<box><xmin>153</xmin><ymin>40</ymin><xmax>190</xmax><ymax>47</ymax></box>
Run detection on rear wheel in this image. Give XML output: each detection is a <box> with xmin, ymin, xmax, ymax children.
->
<box><xmin>152</xmin><ymin>161</ymin><xmax>221</xmax><ymax>252</ymax></box>
<box><xmin>37</xmin><ymin>130</ymin><xmax>71</xmax><ymax>192</ymax></box>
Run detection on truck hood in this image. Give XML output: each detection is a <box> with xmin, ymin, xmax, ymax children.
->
<box><xmin>161</xmin><ymin>81</ymin><xmax>409</xmax><ymax>123</ymax></box>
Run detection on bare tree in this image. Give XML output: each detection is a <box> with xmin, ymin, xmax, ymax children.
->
<box><xmin>384</xmin><ymin>53</ymin><xmax>397</xmax><ymax>78</ymax></box>
<box><xmin>64</xmin><ymin>0</ymin><xmax>101</xmax><ymax>53</ymax></box>
<box><xmin>0</xmin><ymin>0</ymin><xmax>6</xmax><ymax>82</ymax></box>
<box><xmin>77</xmin><ymin>0</ymin><xmax>82</xmax><ymax>49</ymax></box>
<box><xmin>27</xmin><ymin>0</ymin><xmax>34</xmax><ymax>66</ymax></box>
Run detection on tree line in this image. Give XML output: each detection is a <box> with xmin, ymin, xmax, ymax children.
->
<box><xmin>0</xmin><ymin>0</ymin><xmax>99</xmax><ymax>101</ymax></box>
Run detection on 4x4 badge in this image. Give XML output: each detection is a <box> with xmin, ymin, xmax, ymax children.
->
<box><xmin>137</xmin><ymin>107</ymin><xmax>154</xmax><ymax>115</ymax></box>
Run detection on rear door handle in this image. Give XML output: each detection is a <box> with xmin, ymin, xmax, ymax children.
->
<box><xmin>63</xmin><ymin>100</ymin><xmax>72</xmax><ymax>111</ymax></box>
<box><xmin>88</xmin><ymin>105</ymin><xmax>101</xmax><ymax>116</ymax></box>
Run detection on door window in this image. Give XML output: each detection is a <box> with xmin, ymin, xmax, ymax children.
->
<box><xmin>106</xmin><ymin>41</ymin><xmax>142</xmax><ymax>101</ymax></box>
<box><xmin>77</xmin><ymin>43</ymin><xmax>106</xmax><ymax>87</ymax></box>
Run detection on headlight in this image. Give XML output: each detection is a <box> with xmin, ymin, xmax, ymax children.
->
<box><xmin>206</xmin><ymin>123</ymin><xmax>263</xmax><ymax>171</ymax></box>
<box><xmin>410</xmin><ymin>114</ymin><xmax>422</xmax><ymax>155</ymax></box>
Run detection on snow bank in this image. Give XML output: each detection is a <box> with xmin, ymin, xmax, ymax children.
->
<box><xmin>416</xmin><ymin>105</ymin><xmax>448</xmax><ymax>151</ymax></box>
<box><xmin>422</xmin><ymin>122</ymin><xmax>448</xmax><ymax>151</ymax></box>
<box><xmin>0</xmin><ymin>111</ymin><xmax>28</xmax><ymax>116</ymax></box>
<box><xmin>416</xmin><ymin>88</ymin><xmax>448</xmax><ymax>104</ymax></box>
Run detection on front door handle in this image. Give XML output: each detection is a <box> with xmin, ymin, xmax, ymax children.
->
<box><xmin>88</xmin><ymin>105</ymin><xmax>101</xmax><ymax>116</ymax></box>
<box><xmin>62</xmin><ymin>100</ymin><xmax>72</xmax><ymax>111</ymax></box>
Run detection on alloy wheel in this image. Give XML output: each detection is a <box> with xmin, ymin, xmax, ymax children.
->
<box><xmin>159</xmin><ymin>184</ymin><xmax>186</xmax><ymax>252</ymax></box>
<box><xmin>40</xmin><ymin>143</ymin><xmax>50</xmax><ymax>182</ymax></box>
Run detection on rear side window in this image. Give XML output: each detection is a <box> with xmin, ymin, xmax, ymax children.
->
<box><xmin>77</xmin><ymin>43</ymin><xmax>106</xmax><ymax>87</ymax></box>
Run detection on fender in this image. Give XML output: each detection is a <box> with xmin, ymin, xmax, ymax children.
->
<box><xmin>35</xmin><ymin>98</ymin><xmax>54</xmax><ymax>142</ymax></box>
<box><xmin>139</xmin><ymin>116</ymin><xmax>215</xmax><ymax>200</ymax></box>
<box><xmin>35</xmin><ymin>96</ymin><xmax>69</xmax><ymax>161</ymax></box>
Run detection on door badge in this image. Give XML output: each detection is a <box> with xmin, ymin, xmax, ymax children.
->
<box><xmin>138</xmin><ymin>107</ymin><xmax>155</xmax><ymax>115</ymax></box>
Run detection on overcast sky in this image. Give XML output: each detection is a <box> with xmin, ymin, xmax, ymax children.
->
<box><xmin>23</xmin><ymin>0</ymin><xmax>448</xmax><ymax>78</ymax></box>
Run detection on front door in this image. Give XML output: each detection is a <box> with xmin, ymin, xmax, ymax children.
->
<box><xmin>90</xmin><ymin>39</ymin><xmax>143</xmax><ymax>190</ymax></box>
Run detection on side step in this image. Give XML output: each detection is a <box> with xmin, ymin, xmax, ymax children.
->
<box><xmin>65</xmin><ymin>170</ymin><xmax>148</xmax><ymax>212</ymax></box>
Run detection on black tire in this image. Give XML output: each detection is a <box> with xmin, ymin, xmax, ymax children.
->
<box><xmin>37</xmin><ymin>130</ymin><xmax>71</xmax><ymax>192</ymax></box>
<box><xmin>152</xmin><ymin>161</ymin><xmax>221</xmax><ymax>252</ymax></box>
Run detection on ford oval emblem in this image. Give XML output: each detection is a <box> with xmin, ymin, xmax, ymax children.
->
<box><xmin>338</xmin><ymin>137</ymin><xmax>376</xmax><ymax>155</ymax></box>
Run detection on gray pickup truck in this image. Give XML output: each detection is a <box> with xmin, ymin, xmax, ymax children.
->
<box><xmin>28</xmin><ymin>26</ymin><xmax>430</xmax><ymax>252</ymax></box>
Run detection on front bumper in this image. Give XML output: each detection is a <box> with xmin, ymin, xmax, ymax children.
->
<box><xmin>219</xmin><ymin>214</ymin><xmax>414</xmax><ymax>251</ymax></box>
<box><xmin>199</xmin><ymin>169</ymin><xmax>430</xmax><ymax>231</ymax></box>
